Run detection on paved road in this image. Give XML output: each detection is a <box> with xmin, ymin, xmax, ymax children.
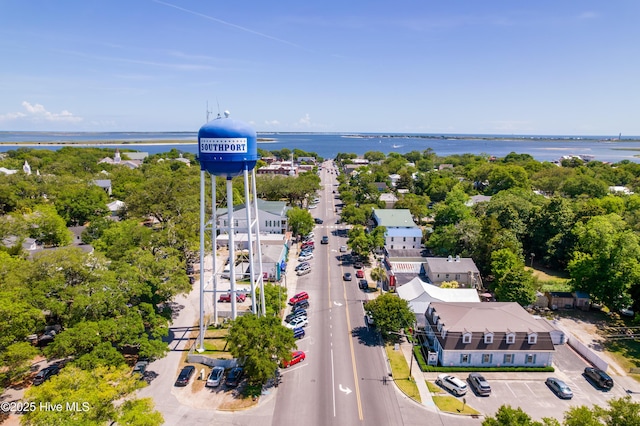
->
<box><xmin>272</xmin><ymin>161</ymin><xmax>465</xmax><ymax>426</ymax></box>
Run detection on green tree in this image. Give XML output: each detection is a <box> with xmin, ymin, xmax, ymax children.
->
<box><xmin>226</xmin><ymin>314</ymin><xmax>296</xmax><ymax>386</ymax></box>
<box><xmin>23</xmin><ymin>365</ymin><xmax>163</xmax><ymax>425</ymax></box>
<box><xmin>0</xmin><ymin>341</ymin><xmax>39</xmax><ymax>385</ymax></box>
<box><xmin>394</xmin><ymin>193</ymin><xmax>429</xmax><ymax>224</ymax></box>
<box><xmin>364</xmin><ymin>293</ymin><xmax>415</xmax><ymax>340</ymax></box>
<box><xmin>487</xmin><ymin>164</ymin><xmax>531</xmax><ymax>194</ymax></box>
<box><xmin>483</xmin><ymin>405</ymin><xmax>559</xmax><ymax>426</ymax></box>
<box><xmin>256</xmin><ymin>282</ymin><xmax>287</xmax><ymax>317</ymax></box>
<box><xmin>27</xmin><ymin>204</ymin><xmax>73</xmax><ymax>246</ymax></box>
<box><xmin>491</xmin><ymin>248</ymin><xmax>536</xmax><ymax>306</ymax></box>
<box><xmin>568</xmin><ymin>214</ymin><xmax>640</xmax><ymax>310</ymax></box>
<box><xmin>53</xmin><ymin>180</ymin><xmax>109</xmax><ymax>226</ymax></box>
<box><xmin>287</xmin><ymin>207</ymin><xmax>314</xmax><ymax>238</ymax></box>
<box><xmin>370</xmin><ymin>265</ymin><xmax>387</xmax><ymax>290</ymax></box>
<box><xmin>433</xmin><ymin>184</ymin><xmax>471</xmax><ymax>227</ymax></box>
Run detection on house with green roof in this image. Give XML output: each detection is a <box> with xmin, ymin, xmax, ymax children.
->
<box><xmin>217</xmin><ymin>199</ymin><xmax>290</xmax><ymax>234</ymax></box>
<box><xmin>372</xmin><ymin>208</ymin><xmax>422</xmax><ymax>250</ymax></box>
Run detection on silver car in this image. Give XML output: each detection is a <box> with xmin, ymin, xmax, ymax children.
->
<box><xmin>206</xmin><ymin>366</ymin><xmax>225</xmax><ymax>387</ymax></box>
<box><xmin>546</xmin><ymin>377</ymin><xmax>573</xmax><ymax>399</ymax></box>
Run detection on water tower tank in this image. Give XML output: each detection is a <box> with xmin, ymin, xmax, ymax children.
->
<box><xmin>198</xmin><ymin>116</ymin><xmax>258</xmax><ymax>177</ymax></box>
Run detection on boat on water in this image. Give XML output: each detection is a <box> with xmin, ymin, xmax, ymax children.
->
<box><xmin>392</xmin><ymin>144</ymin><xmax>403</xmax><ymax>148</ymax></box>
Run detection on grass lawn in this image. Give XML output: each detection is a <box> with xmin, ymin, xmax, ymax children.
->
<box><xmin>432</xmin><ymin>395</ymin><xmax>480</xmax><ymax>415</ymax></box>
<box><xmin>385</xmin><ymin>344</ymin><xmax>421</xmax><ymax>403</ymax></box>
<box><xmin>426</xmin><ymin>380</ymin><xmax>444</xmax><ymax>393</ymax></box>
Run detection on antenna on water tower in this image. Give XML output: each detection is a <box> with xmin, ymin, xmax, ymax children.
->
<box><xmin>196</xmin><ymin>111</ymin><xmax>264</xmax><ymax>352</ymax></box>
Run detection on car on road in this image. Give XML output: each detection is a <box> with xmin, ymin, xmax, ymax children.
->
<box><xmin>356</xmin><ymin>270</ymin><xmax>365</xmax><ymax>279</ymax></box>
<box><xmin>298</xmin><ymin>253</ymin><xmax>314</xmax><ymax>262</ymax></box>
<box><xmin>289</xmin><ymin>292</ymin><xmax>309</xmax><ymax>305</ymax></box>
<box><xmin>314</xmin><ymin>218</ymin><xmax>323</xmax><ymax>224</ymax></box>
<box><xmin>282</xmin><ymin>350</ymin><xmax>306</xmax><ymax>368</ymax></box>
<box><xmin>358</xmin><ymin>279</ymin><xmax>369</xmax><ymax>290</ymax></box>
<box><xmin>206</xmin><ymin>366</ymin><xmax>225</xmax><ymax>387</ymax></box>
<box><xmin>286</xmin><ymin>316</ymin><xmax>309</xmax><ymax>329</ymax></box>
<box><xmin>340</xmin><ymin>245</ymin><xmax>347</xmax><ymax>252</ymax></box>
<box><xmin>467</xmin><ymin>373</ymin><xmax>491</xmax><ymax>396</ymax></box>
<box><xmin>436</xmin><ymin>374</ymin><xmax>467</xmax><ymax>396</ymax></box>
<box><xmin>226</xmin><ymin>367</ymin><xmax>244</xmax><ymax>388</ymax></box>
<box><xmin>354</xmin><ymin>261</ymin><xmax>363</xmax><ymax>269</ymax></box>
<box><xmin>584</xmin><ymin>367</ymin><xmax>614</xmax><ymax>390</ymax></box>
<box><xmin>174</xmin><ymin>365</ymin><xmax>196</xmax><ymax>387</ymax></box>
<box><xmin>218</xmin><ymin>292</ymin><xmax>246</xmax><ymax>303</ymax></box>
<box><xmin>343</xmin><ymin>272</ymin><xmax>352</xmax><ymax>281</ymax></box>
<box><xmin>33</xmin><ymin>364</ymin><xmax>60</xmax><ymax>386</ymax></box>
<box><xmin>321</xmin><ymin>236</ymin><xmax>329</xmax><ymax>244</ymax></box>
<box><xmin>546</xmin><ymin>377</ymin><xmax>573</xmax><ymax>399</ymax></box>
<box><xmin>292</xmin><ymin>299</ymin><xmax>309</xmax><ymax>310</ymax></box>
<box><xmin>620</xmin><ymin>307</ymin><xmax>634</xmax><ymax>317</ymax></box>
<box><xmin>132</xmin><ymin>359</ymin><xmax>149</xmax><ymax>378</ymax></box>
<box><xmin>308</xmin><ymin>204</ymin><xmax>317</xmax><ymax>209</ymax></box>
<box><xmin>295</xmin><ymin>262</ymin><xmax>310</xmax><ymax>271</ymax></box>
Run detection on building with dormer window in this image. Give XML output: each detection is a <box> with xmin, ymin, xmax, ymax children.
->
<box><xmin>424</xmin><ymin>302</ymin><xmax>554</xmax><ymax>368</ymax></box>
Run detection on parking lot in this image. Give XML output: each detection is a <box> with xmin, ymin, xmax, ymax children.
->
<box><xmin>424</xmin><ymin>336</ymin><xmax>639</xmax><ymax>421</ymax></box>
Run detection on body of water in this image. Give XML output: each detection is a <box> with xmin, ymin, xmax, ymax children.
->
<box><xmin>1</xmin><ymin>131</ymin><xmax>640</xmax><ymax>164</ymax></box>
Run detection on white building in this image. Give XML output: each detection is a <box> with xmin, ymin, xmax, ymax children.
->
<box><xmin>372</xmin><ymin>209</ymin><xmax>422</xmax><ymax>250</ymax></box>
<box><xmin>216</xmin><ymin>199</ymin><xmax>290</xmax><ymax>234</ymax></box>
<box><xmin>425</xmin><ymin>302</ymin><xmax>555</xmax><ymax>368</ymax></box>
<box><xmin>397</xmin><ymin>277</ymin><xmax>480</xmax><ymax>327</ymax></box>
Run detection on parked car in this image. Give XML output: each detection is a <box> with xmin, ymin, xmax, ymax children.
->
<box><xmin>285</xmin><ymin>309</ymin><xmax>307</xmax><ymax>323</ymax></box>
<box><xmin>292</xmin><ymin>299</ymin><xmax>309</xmax><ymax>310</ymax></box>
<box><xmin>354</xmin><ymin>261</ymin><xmax>363</xmax><ymax>269</ymax></box>
<box><xmin>546</xmin><ymin>377</ymin><xmax>573</xmax><ymax>399</ymax></box>
<box><xmin>321</xmin><ymin>236</ymin><xmax>329</xmax><ymax>244</ymax></box>
<box><xmin>358</xmin><ymin>279</ymin><xmax>369</xmax><ymax>290</ymax></box>
<box><xmin>206</xmin><ymin>366</ymin><xmax>225</xmax><ymax>387</ymax></box>
<box><xmin>436</xmin><ymin>374</ymin><xmax>467</xmax><ymax>396</ymax></box>
<box><xmin>356</xmin><ymin>270</ymin><xmax>365</xmax><ymax>279</ymax></box>
<box><xmin>282</xmin><ymin>350</ymin><xmax>306</xmax><ymax>368</ymax></box>
<box><xmin>467</xmin><ymin>373</ymin><xmax>491</xmax><ymax>396</ymax></box>
<box><xmin>340</xmin><ymin>245</ymin><xmax>347</xmax><ymax>252</ymax></box>
<box><xmin>33</xmin><ymin>364</ymin><xmax>60</xmax><ymax>386</ymax></box>
<box><xmin>289</xmin><ymin>292</ymin><xmax>309</xmax><ymax>305</ymax></box>
<box><xmin>343</xmin><ymin>272</ymin><xmax>352</xmax><ymax>281</ymax></box>
<box><xmin>297</xmin><ymin>267</ymin><xmax>311</xmax><ymax>276</ymax></box>
<box><xmin>298</xmin><ymin>253</ymin><xmax>314</xmax><ymax>262</ymax></box>
<box><xmin>132</xmin><ymin>359</ymin><xmax>149</xmax><ymax>378</ymax></box>
<box><xmin>292</xmin><ymin>327</ymin><xmax>306</xmax><ymax>339</ymax></box>
<box><xmin>226</xmin><ymin>367</ymin><xmax>244</xmax><ymax>388</ymax></box>
<box><xmin>584</xmin><ymin>367</ymin><xmax>614</xmax><ymax>390</ymax></box>
<box><xmin>314</xmin><ymin>218</ymin><xmax>323</xmax><ymax>224</ymax></box>
<box><xmin>286</xmin><ymin>316</ymin><xmax>309</xmax><ymax>329</ymax></box>
<box><xmin>295</xmin><ymin>262</ymin><xmax>310</xmax><ymax>271</ymax></box>
<box><xmin>174</xmin><ymin>365</ymin><xmax>196</xmax><ymax>387</ymax></box>
<box><xmin>620</xmin><ymin>307</ymin><xmax>635</xmax><ymax>317</ymax></box>
<box><xmin>218</xmin><ymin>292</ymin><xmax>246</xmax><ymax>303</ymax></box>
<box><xmin>301</xmin><ymin>241</ymin><xmax>315</xmax><ymax>248</ymax></box>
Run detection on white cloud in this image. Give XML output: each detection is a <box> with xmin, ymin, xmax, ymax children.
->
<box><xmin>264</xmin><ymin>120</ymin><xmax>280</xmax><ymax>126</ymax></box>
<box><xmin>297</xmin><ymin>113</ymin><xmax>312</xmax><ymax>127</ymax></box>
<box><xmin>0</xmin><ymin>102</ymin><xmax>83</xmax><ymax>124</ymax></box>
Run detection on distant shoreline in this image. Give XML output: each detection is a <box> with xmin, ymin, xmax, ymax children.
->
<box><xmin>0</xmin><ymin>138</ymin><xmax>278</xmax><ymax>146</ymax></box>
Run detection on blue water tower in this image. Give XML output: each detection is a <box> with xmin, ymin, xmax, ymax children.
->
<box><xmin>196</xmin><ymin>112</ymin><xmax>265</xmax><ymax>345</ymax></box>
<box><xmin>197</xmin><ymin>113</ymin><xmax>258</xmax><ymax>177</ymax></box>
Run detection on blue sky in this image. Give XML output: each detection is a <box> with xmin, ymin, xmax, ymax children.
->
<box><xmin>1</xmin><ymin>1</ymin><xmax>639</xmax><ymax>135</ymax></box>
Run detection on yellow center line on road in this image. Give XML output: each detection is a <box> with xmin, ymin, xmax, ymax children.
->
<box><xmin>330</xmin><ymin>241</ymin><xmax>364</xmax><ymax>421</ymax></box>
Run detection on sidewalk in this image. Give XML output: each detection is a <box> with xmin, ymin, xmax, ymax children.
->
<box><xmin>398</xmin><ymin>340</ymin><xmax>437</xmax><ymax>409</ymax></box>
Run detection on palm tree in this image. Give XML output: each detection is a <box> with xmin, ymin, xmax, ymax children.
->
<box><xmin>370</xmin><ymin>265</ymin><xmax>387</xmax><ymax>290</ymax></box>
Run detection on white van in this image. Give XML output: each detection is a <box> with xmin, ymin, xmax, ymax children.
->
<box><xmin>221</xmin><ymin>266</ymin><xmax>230</xmax><ymax>279</ymax></box>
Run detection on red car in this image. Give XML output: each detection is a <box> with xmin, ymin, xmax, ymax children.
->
<box><xmin>289</xmin><ymin>291</ymin><xmax>309</xmax><ymax>305</ymax></box>
<box><xmin>282</xmin><ymin>350</ymin><xmax>306</xmax><ymax>368</ymax></box>
<box><xmin>356</xmin><ymin>270</ymin><xmax>365</xmax><ymax>279</ymax></box>
<box><xmin>218</xmin><ymin>292</ymin><xmax>246</xmax><ymax>303</ymax></box>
